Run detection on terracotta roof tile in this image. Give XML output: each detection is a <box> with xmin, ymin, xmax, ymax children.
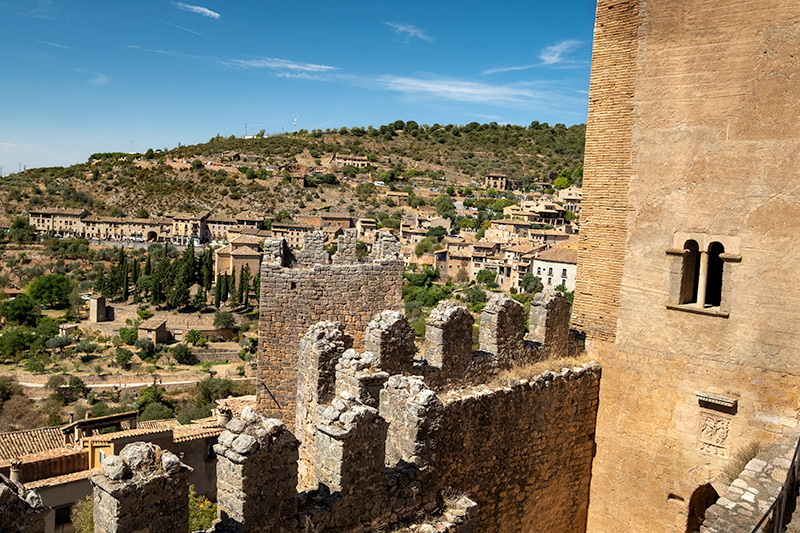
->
<box><xmin>0</xmin><ymin>427</ymin><xmax>64</xmax><ymax>461</ymax></box>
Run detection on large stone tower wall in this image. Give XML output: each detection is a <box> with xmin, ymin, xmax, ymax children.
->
<box><xmin>256</xmin><ymin>230</ymin><xmax>403</xmax><ymax>426</ymax></box>
<box><xmin>577</xmin><ymin>0</ymin><xmax>800</xmax><ymax>531</ymax></box>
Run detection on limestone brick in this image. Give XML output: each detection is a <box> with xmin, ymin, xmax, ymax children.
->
<box><xmin>577</xmin><ymin>0</ymin><xmax>800</xmax><ymax>531</ymax></box>
<box><xmin>364</xmin><ymin>310</ymin><xmax>415</xmax><ymax>375</ymax></box>
<box><xmin>423</xmin><ymin>301</ymin><xmax>474</xmax><ymax>375</ymax></box>
<box><xmin>478</xmin><ymin>293</ymin><xmax>526</xmax><ymax>364</ymax></box>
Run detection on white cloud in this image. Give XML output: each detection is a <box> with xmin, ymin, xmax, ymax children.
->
<box><xmin>384</xmin><ymin>22</ymin><xmax>433</xmax><ymax>43</ymax></box>
<box><xmin>229</xmin><ymin>57</ymin><xmax>336</xmax><ymax>72</ymax></box>
<box><xmin>482</xmin><ymin>64</ymin><xmax>537</xmax><ymax>75</ymax></box>
<box><xmin>158</xmin><ymin>20</ymin><xmax>202</xmax><ymax>36</ymax></box>
<box><xmin>539</xmin><ymin>40</ymin><xmax>582</xmax><ymax>65</ymax></box>
<box><xmin>368</xmin><ymin>75</ymin><xmax>541</xmax><ymax>107</ymax></box>
<box><xmin>175</xmin><ymin>2</ymin><xmax>220</xmax><ymax>19</ymax></box>
<box><xmin>88</xmin><ymin>73</ymin><xmax>109</xmax><ymax>86</ymax></box>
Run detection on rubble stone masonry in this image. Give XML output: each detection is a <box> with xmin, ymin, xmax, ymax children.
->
<box><xmin>257</xmin><ymin>230</ymin><xmax>403</xmax><ymax>427</ymax></box>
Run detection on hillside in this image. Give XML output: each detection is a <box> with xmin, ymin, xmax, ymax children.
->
<box><xmin>0</xmin><ymin>120</ymin><xmax>584</xmax><ymax>223</ymax></box>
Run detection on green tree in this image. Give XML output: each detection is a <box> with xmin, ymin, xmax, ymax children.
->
<box><xmin>196</xmin><ymin>376</ymin><xmax>234</xmax><ymax>404</ymax></box>
<box><xmin>3</xmin><ymin>294</ymin><xmax>39</xmax><ymax>325</ymax></box>
<box><xmin>115</xmin><ymin>348</ymin><xmax>133</xmax><ymax>368</ymax></box>
<box><xmin>214</xmin><ymin>274</ymin><xmax>221</xmax><ymax>308</ymax></box>
<box><xmin>213</xmin><ymin>310</ymin><xmax>235</xmax><ymax>330</ymax></box>
<box><xmin>119</xmin><ymin>327</ymin><xmax>138</xmax><ymax>345</ymax></box>
<box><xmin>476</xmin><ymin>269</ymin><xmax>497</xmax><ymax>286</ymax></box>
<box><xmin>521</xmin><ymin>273</ymin><xmax>544</xmax><ymax>294</ymax></box>
<box><xmin>238</xmin><ymin>264</ymin><xmax>251</xmax><ymax>307</ymax></box>
<box><xmin>171</xmin><ymin>343</ymin><xmax>195</xmax><ymax>365</ymax></box>
<box><xmin>426</xmin><ymin>226</ymin><xmax>447</xmax><ymax>239</ymax></box>
<box><xmin>140</xmin><ymin>402</ymin><xmax>174</xmax><ymax>421</ymax></box>
<box><xmin>28</xmin><ymin>274</ymin><xmax>72</xmax><ymax>308</ymax></box>
<box><xmin>185</xmin><ymin>329</ymin><xmax>206</xmax><ymax>346</ymax></box>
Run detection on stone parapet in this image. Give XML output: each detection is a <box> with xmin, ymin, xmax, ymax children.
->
<box><xmin>423</xmin><ymin>301</ymin><xmax>474</xmax><ymax>375</ymax></box>
<box><xmin>478</xmin><ymin>293</ymin><xmax>526</xmax><ymax>364</ymax></box>
<box><xmin>91</xmin><ymin>442</ymin><xmax>192</xmax><ymax>533</ymax></box>
<box><xmin>364</xmin><ymin>310</ymin><xmax>415</xmax><ymax>375</ymax></box>
<box><xmin>211</xmin><ymin>407</ymin><xmax>299</xmax><ymax>533</ymax></box>
<box><xmin>0</xmin><ymin>472</ymin><xmax>48</xmax><ymax>533</ymax></box>
<box><xmin>700</xmin><ymin>428</ymin><xmax>800</xmax><ymax>532</ymax></box>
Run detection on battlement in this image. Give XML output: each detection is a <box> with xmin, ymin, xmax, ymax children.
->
<box><xmin>257</xmin><ymin>229</ymin><xmax>404</xmax><ymax>427</ymax></box>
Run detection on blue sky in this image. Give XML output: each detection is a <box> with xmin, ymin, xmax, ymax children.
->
<box><xmin>0</xmin><ymin>0</ymin><xmax>597</xmax><ymax>171</ymax></box>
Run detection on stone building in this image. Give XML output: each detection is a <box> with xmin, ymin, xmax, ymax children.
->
<box><xmin>575</xmin><ymin>0</ymin><xmax>800</xmax><ymax>531</ymax></box>
<box><xmin>213</xmin><ymin>234</ymin><xmax>263</xmax><ymax>278</ymax></box>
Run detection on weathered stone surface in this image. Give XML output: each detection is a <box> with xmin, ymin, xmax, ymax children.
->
<box><xmin>423</xmin><ymin>301</ymin><xmax>474</xmax><ymax>376</ymax></box>
<box><xmin>364</xmin><ymin>310</ymin><xmax>415</xmax><ymax>375</ymax></box>
<box><xmin>256</xmin><ymin>231</ymin><xmax>403</xmax><ymax>428</ymax></box>
<box><xmin>0</xmin><ymin>473</ymin><xmax>48</xmax><ymax>533</ymax></box>
<box><xmin>212</xmin><ymin>411</ymin><xmax>299</xmax><ymax>533</ymax></box>
<box><xmin>479</xmin><ymin>293</ymin><xmax>527</xmax><ymax>363</ymax></box>
<box><xmin>91</xmin><ymin>442</ymin><xmax>192</xmax><ymax>533</ymax></box>
<box><xmin>102</xmin><ymin>455</ymin><xmax>129</xmax><ymax>481</ymax></box>
<box><xmin>576</xmin><ymin>1</ymin><xmax>800</xmax><ymax>531</ymax></box>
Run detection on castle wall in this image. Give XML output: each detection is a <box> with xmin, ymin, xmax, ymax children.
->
<box><xmin>435</xmin><ymin>366</ymin><xmax>600</xmax><ymax>533</ymax></box>
<box><xmin>577</xmin><ymin>0</ymin><xmax>800</xmax><ymax>531</ymax></box>
<box><xmin>256</xmin><ymin>230</ymin><xmax>403</xmax><ymax>427</ymax></box>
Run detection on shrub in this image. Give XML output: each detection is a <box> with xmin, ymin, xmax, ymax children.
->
<box><xmin>189</xmin><ymin>485</ymin><xmax>217</xmax><ymax>531</ymax></box>
<box><xmin>140</xmin><ymin>402</ymin><xmax>174</xmax><ymax>421</ymax></box>
<box><xmin>196</xmin><ymin>376</ymin><xmax>234</xmax><ymax>404</ymax></box>
<box><xmin>119</xmin><ymin>327</ymin><xmax>138</xmax><ymax>345</ymax></box>
<box><xmin>115</xmin><ymin>348</ymin><xmax>133</xmax><ymax>368</ymax></box>
<box><xmin>172</xmin><ymin>344</ymin><xmax>195</xmax><ymax>365</ymax></box>
<box><xmin>71</xmin><ymin>495</ymin><xmax>93</xmax><ymax>533</ymax></box>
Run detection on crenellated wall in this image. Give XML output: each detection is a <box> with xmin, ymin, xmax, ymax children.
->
<box><xmin>257</xmin><ymin>229</ymin><xmax>404</xmax><ymax>427</ymax></box>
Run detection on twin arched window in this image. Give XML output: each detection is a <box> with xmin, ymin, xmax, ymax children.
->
<box><xmin>680</xmin><ymin>240</ymin><xmax>725</xmax><ymax>308</ymax></box>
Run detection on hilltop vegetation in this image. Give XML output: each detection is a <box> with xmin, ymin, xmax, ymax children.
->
<box><xmin>0</xmin><ymin>121</ymin><xmax>584</xmax><ymax>221</ymax></box>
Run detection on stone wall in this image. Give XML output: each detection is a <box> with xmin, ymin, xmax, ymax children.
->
<box><xmin>576</xmin><ymin>0</ymin><xmax>800</xmax><ymax>531</ymax></box>
<box><xmin>435</xmin><ymin>366</ymin><xmax>600</xmax><ymax>533</ymax></box>
<box><xmin>91</xmin><ymin>442</ymin><xmax>192</xmax><ymax>533</ymax></box>
<box><xmin>0</xmin><ymin>472</ymin><xmax>48</xmax><ymax>532</ymax></box>
<box><xmin>700</xmin><ymin>427</ymin><xmax>800</xmax><ymax>532</ymax></box>
<box><xmin>257</xmin><ymin>229</ymin><xmax>403</xmax><ymax>427</ymax></box>
<box><xmin>212</xmin><ymin>407</ymin><xmax>299</xmax><ymax>533</ymax></box>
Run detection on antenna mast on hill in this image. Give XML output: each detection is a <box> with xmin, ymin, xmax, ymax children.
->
<box><xmin>293</xmin><ymin>116</ymin><xmax>298</xmax><ymax>132</ymax></box>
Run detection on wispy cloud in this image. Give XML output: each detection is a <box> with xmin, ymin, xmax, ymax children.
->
<box><xmin>482</xmin><ymin>63</ymin><xmax>538</xmax><ymax>75</ymax></box>
<box><xmin>28</xmin><ymin>0</ymin><xmax>55</xmax><ymax>19</ymax></box>
<box><xmin>540</xmin><ymin>39</ymin><xmax>583</xmax><ymax>65</ymax></box>
<box><xmin>367</xmin><ymin>75</ymin><xmax>541</xmax><ymax>107</ymax></box>
<box><xmin>74</xmin><ymin>68</ymin><xmax>109</xmax><ymax>86</ymax></box>
<box><xmin>0</xmin><ymin>29</ymin><xmax>76</xmax><ymax>50</ymax></box>
<box><xmin>228</xmin><ymin>57</ymin><xmax>336</xmax><ymax>73</ymax></box>
<box><xmin>175</xmin><ymin>2</ymin><xmax>220</xmax><ymax>19</ymax></box>
<box><xmin>482</xmin><ymin>39</ymin><xmax>584</xmax><ymax>75</ymax></box>
<box><xmin>158</xmin><ymin>19</ymin><xmax>202</xmax><ymax>36</ymax></box>
<box><xmin>384</xmin><ymin>22</ymin><xmax>433</xmax><ymax>43</ymax></box>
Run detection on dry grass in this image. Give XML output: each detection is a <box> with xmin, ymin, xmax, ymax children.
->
<box><xmin>721</xmin><ymin>440</ymin><xmax>762</xmax><ymax>485</ymax></box>
<box><xmin>486</xmin><ymin>353</ymin><xmax>594</xmax><ymax>389</ymax></box>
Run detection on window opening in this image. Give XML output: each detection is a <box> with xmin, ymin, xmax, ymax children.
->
<box><xmin>680</xmin><ymin>240</ymin><xmax>700</xmax><ymax>304</ymax></box>
<box><xmin>705</xmin><ymin>242</ymin><xmax>724</xmax><ymax>307</ymax></box>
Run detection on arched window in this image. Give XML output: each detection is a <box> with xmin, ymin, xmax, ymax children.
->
<box><xmin>680</xmin><ymin>240</ymin><xmax>700</xmax><ymax>304</ymax></box>
<box><xmin>705</xmin><ymin>242</ymin><xmax>725</xmax><ymax>307</ymax></box>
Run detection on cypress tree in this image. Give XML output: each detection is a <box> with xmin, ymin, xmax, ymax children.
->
<box><xmin>239</xmin><ymin>264</ymin><xmax>250</xmax><ymax>307</ymax></box>
<box><xmin>122</xmin><ymin>262</ymin><xmax>129</xmax><ymax>301</ymax></box>
<box><xmin>221</xmin><ymin>274</ymin><xmax>229</xmax><ymax>302</ymax></box>
<box><xmin>214</xmin><ymin>274</ymin><xmax>221</xmax><ymax>308</ymax></box>
<box><xmin>253</xmin><ymin>274</ymin><xmax>261</xmax><ymax>303</ymax></box>
<box><xmin>144</xmin><ymin>253</ymin><xmax>152</xmax><ymax>276</ymax></box>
